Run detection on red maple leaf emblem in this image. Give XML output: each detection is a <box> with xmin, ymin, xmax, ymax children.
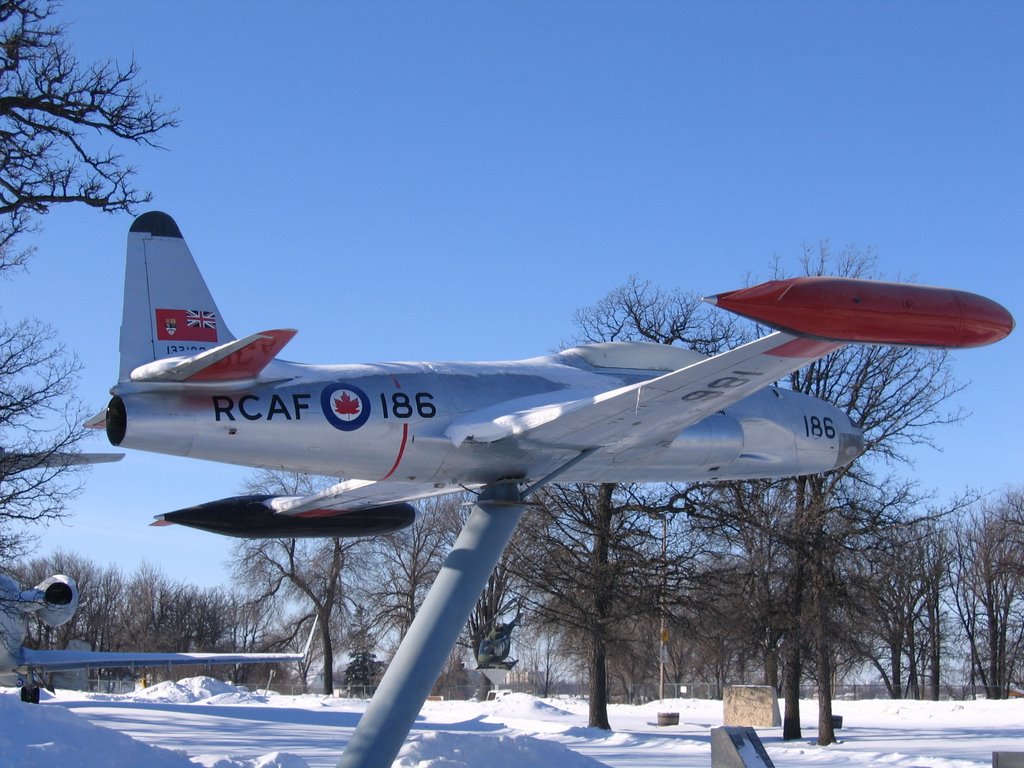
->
<box><xmin>333</xmin><ymin>392</ymin><xmax>361</xmax><ymax>417</ymax></box>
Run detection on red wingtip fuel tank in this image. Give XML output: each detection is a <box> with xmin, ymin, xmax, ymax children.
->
<box><xmin>704</xmin><ymin>277</ymin><xmax>1015</xmax><ymax>348</ymax></box>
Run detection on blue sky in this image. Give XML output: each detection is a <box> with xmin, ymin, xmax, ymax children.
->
<box><xmin>3</xmin><ymin>1</ymin><xmax>1021</xmax><ymax>586</ymax></box>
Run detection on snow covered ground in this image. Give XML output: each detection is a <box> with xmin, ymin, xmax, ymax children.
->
<box><xmin>4</xmin><ymin>677</ymin><xmax>1024</xmax><ymax>767</ymax></box>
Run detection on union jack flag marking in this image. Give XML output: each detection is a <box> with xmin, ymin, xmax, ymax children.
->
<box><xmin>186</xmin><ymin>310</ymin><xmax>217</xmax><ymax>330</ymax></box>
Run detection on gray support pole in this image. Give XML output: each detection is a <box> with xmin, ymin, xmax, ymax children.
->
<box><xmin>337</xmin><ymin>484</ymin><xmax>525</xmax><ymax>768</ymax></box>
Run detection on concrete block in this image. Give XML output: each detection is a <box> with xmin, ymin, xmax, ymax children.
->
<box><xmin>993</xmin><ymin>752</ymin><xmax>1024</xmax><ymax>768</ymax></box>
<box><xmin>711</xmin><ymin>726</ymin><xmax>776</xmax><ymax>768</ymax></box>
<box><xmin>724</xmin><ymin>685</ymin><xmax>782</xmax><ymax>728</ymax></box>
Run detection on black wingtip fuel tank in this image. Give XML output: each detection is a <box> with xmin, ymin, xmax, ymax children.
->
<box><xmin>158</xmin><ymin>495</ymin><xmax>416</xmax><ymax>538</ymax></box>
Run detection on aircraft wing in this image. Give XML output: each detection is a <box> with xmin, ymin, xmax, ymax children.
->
<box><xmin>18</xmin><ymin>647</ymin><xmax>302</xmax><ymax>674</ymax></box>
<box><xmin>450</xmin><ymin>277</ymin><xmax>1015</xmax><ymax>456</ymax></box>
<box><xmin>448</xmin><ymin>331</ymin><xmax>842</xmax><ymax>453</ymax></box>
<box><xmin>264</xmin><ymin>479</ymin><xmax>476</xmax><ymax>514</ymax></box>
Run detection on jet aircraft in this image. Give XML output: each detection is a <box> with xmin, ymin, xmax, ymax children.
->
<box><xmin>96</xmin><ymin>212</ymin><xmax>1014</xmax><ymax>537</ymax></box>
<box><xmin>0</xmin><ymin>570</ymin><xmax>307</xmax><ymax>703</ymax></box>
<box><xmin>92</xmin><ymin>211</ymin><xmax>1013</xmax><ymax>768</ymax></box>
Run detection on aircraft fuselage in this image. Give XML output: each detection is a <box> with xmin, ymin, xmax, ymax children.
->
<box><xmin>108</xmin><ymin>350</ymin><xmax>862</xmax><ymax>487</ymax></box>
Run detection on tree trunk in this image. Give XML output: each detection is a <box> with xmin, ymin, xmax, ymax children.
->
<box><xmin>906</xmin><ymin>620</ymin><xmax>920</xmax><ymax>699</ymax></box>
<box><xmin>928</xmin><ymin>596</ymin><xmax>941</xmax><ymax>700</ymax></box>
<box><xmin>589</xmin><ymin>634</ymin><xmax>611</xmax><ymax>729</ymax></box>
<box><xmin>319</xmin><ymin>607</ymin><xmax>334</xmax><ymax>696</ymax></box>
<box><xmin>987</xmin><ymin>610</ymin><xmax>1002</xmax><ymax>699</ymax></box>
<box><xmin>783</xmin><ymin>542</ymin><xmax>805</xmax><ymax>741</ymax></box>
<box><xmin>782</xmin><ymin>641</ymin><xmax>802</xmax><ymax>740</ymax></box>
<box><xmin>889</xmin><ymin>639</ymin><xmax>903</xmax><ymax>699</ymax></box>
<box><xmin>588</xmin><ymin>484</ymin><xmax>614</xmax><ymax>730</ymax></box>
<box><xmin>764</xmin><ymin>646</ymin><xmax>779</xmax><ymax>690</ymax></box>
<box><xmin>810</xmin><ymin>540</ymin><xmax>837</xmax><ymax>746</ymax></box>
<box><xmin>815</xmin><ymin>637</ymin><xmax>836</xmax><ymax>745</ymax></box>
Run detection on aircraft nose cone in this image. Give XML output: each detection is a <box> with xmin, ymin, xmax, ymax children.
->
<box><xmin>835</xmin><ymin>423</ymin><xmax>866</xmax><ymax>468</ymax></box>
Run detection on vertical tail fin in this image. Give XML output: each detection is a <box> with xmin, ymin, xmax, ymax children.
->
<box><xmin>119</xmin><ymin>212</ymin><xmax>235</xmax><ymax>382</ymax></box>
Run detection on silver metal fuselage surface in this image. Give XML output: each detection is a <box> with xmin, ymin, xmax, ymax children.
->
<box><xmin>111</xmin><ymin>351</ymin><xmax>861</xmax><ymax>488</ymax></box>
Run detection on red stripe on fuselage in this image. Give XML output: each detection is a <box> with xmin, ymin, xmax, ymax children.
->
<box><xmin>379</xmin><ymin>423</ymin><xmax>409</xmax><ymax>481</ymax></box>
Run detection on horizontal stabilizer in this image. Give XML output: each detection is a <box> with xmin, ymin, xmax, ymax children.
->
<box><xmin>130</xmin><ymin>329</ymin><xmax>297</xmax><ymax>383</ymax></box>
<box><xmin>705</xmin><ymin>277</ymin><xmax>1014</xmax><ymax>348</ymax></box>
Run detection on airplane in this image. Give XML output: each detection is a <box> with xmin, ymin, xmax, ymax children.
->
<box><xmin>93</xmin><ymin>211</ymin><xmax>1015</xmax><ymax>538</ymax></box>
<box><xmin>1</xmin><ymin>569</ymin><xmax>310</xmax><ymax>703</ymax></box>
<box><xmin>90</xmin><ymin>211</ymin><xmax>1013</xmax><ymax>768</ymax></box>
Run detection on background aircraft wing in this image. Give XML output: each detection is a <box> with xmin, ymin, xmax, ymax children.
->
<box><xmin>449</xmin><ymin>331</ymin><xmax>842</xmax><ymax>453</ymax></box>
<box><xmin>19</xmin><ymin>647</ymin><xmax>302</xmax><ymax>674</ymax></box>
<box><xmin>0</xmin><ymin>449</ymin><xmax>123</xmax><ymax>472</ymax></box>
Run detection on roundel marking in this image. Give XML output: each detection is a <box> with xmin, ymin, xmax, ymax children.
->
<box><xmin>321</xmin><ymin>383</ymin><xmax>371</xmax><ymax>431</ymax></box>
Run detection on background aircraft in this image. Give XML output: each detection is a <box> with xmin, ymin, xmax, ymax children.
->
<box><xmin>0</xmin><ymin>570</ymin><xmax>307</xmax><ymax>703</ymax></box>
<box><xmin>94</xmin><ymin>212</ymin><xmax>1013</xmax><ymax>537</ymax></box>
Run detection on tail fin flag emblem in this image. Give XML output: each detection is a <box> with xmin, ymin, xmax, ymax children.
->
<box><xmin>155</xmin><ymin>309</ymin><xmax>218</xmax><ymax>342</ymax></box>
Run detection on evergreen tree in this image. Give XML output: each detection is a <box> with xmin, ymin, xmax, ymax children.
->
<box><xmin>344</xmin><ymin>604</ymin><xmax>383</xmax><ymax>693</ymax></box>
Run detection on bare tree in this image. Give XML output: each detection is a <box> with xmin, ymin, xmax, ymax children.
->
<box><xmin>220</xmin><ymin>584</ymin><xmax>300</xmax><ymax>686</ymax></box>
<box><xmin>0</xmin><ymin>0</ymin><xmax>177</xmax><ymax>267</ymax></box>
<box><xmin>515</xmin><ymin>623</ymin><xmax>573</xmax><ymax>697</ymax></box>
<box><xmin>854</xmin><ymin>511</ymin><xmax>963</xmax><ymax>700</ymax></box>
<box><xmin>652</xmin><ymin>244</ymin><xmax>968</xmax><ymax>744</ymax></box>
<box><xmin>513</xmin><ymin>483</ymin><xmax>667</xmax><ymax>727</ymax></box>
<box><xmin>526</xmin><ymin>276</ymin><xmax>740</xmax><ymax>729</ymax></box>
<box><xmin>685</xmin><ymin>478</ymin><xmax>795</xmax><ymax>690</ymax></box>
<box><xmin>572</xmin><ymin>274</ymin><xmax>744</xmax><ymax>352</ymax></box>
<box><xmin>359</xmin><ymin>495</ymin><xmax>462</xmax><ymax>648</ymax></box>
<box><xmin>230</xmin><ymin>470</ymin><xmax>364</xmax><ymax>695</ymax></box>
<box><xmin>776</xmin><ymin>246</ymin><xmax>964</xmax><ymax>744</ymax></box>
<box><xmin>0</xmin><ymin>317</ymin><xmax>87</xmax><ymax>559</ymax></box>
<box><xmin>948</xmin><ymin>491</ymin><xmax>1024</xmax><ymax>699</ymax></box>
<box><xmin>0</xmin><ymin>0</ymin><xmax>176</xmax><ymax>556</ymax></box>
